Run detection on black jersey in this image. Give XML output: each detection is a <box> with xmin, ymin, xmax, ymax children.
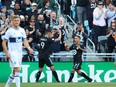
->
<box><xmin>69</xmin><ymin>44</ymin><xmax>84</xmax><ymax>62</ymax></box>
<box><xmin>38</xmin><ymin>37</ymin><xmax>55</xmax><ymax>59</ymax></box>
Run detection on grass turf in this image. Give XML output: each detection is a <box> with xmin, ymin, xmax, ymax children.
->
<box><xmin>0</xmin><ymin>83</ymin><xmax>116</xmax><ymax>87</ymax></box>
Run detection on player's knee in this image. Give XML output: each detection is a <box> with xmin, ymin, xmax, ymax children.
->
<box><xmin>77</xmin><ymin>70</ymin><xmax>81</xmax><ymax>75</ymax></box>
<box><xmin>14</xmin><ymin>67</ymin><xmax>20</xmax><ymax>72</ymax></box>
<box><xmin>14</xmin><ymin>72</ymin><xmax>20</xmax><ymax>77</ymax></box>
<box><xmin>72</xmin><ymin>69</ymin><xmax>75</xmax><ymax>72</ymax></box>
<box><xmin>39</xmin><ymin>68</ymin><xmax>43</xmax><ymax>72</ymax></box>
<box><xmin>50</xmin><ymin>66</ymin><xmax>54</xmax><ymax>71</ymax></box>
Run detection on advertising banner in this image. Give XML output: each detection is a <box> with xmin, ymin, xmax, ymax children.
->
<box><xmin>0</xmin><ymin>62</ymin><xmax>116</xmax><ymax>83</ymax></box>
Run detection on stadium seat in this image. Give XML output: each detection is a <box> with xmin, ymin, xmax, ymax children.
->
<box><xmin>98</xmin><ymin>35</ymin><xmax>108</xmax><ymax>53</ymax></box>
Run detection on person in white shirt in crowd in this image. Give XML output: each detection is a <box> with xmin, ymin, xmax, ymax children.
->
<box><xmin>92</xmin><ymin>1</ymin><xmax>107</xmax><ymax>51</ymax></box>
<box><xmin>2</xmin><ymin>15</ymin><xmax>33</xmax><ymax>87</ymax></box>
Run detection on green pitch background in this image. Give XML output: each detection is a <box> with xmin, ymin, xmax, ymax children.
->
<box><xmin>0</xmin><ymin>83</ymin><xmax>116</xmax><ymax>87</ymax></box>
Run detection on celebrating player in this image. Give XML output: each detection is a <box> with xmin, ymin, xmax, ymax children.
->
<box><xmin>65</xmin><ymin>35</ymin><xmax>92</xmax><ymax>82</ymax></box>
<box><xmin>35</xmin><ymin>29</ymin><xmax>61</xmax><ymax>82</ymax></box>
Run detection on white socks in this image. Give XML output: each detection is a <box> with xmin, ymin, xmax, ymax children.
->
<box><xmin>14</xmin><ymin>72</ymin><xmax>20</xmax><ymax>87</ymax></box>
<box><xmin>5</xmin><ymin>72</ymin><xmax>20</xmax><ymax>87</ymax></box>
<box><xmin>5</xmin><ymin>74</ymin><xmax>14</xmax><ymax>87</ymax></box>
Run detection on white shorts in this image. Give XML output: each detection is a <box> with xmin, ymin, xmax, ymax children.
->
<box><xmin>9</xmin><ymin>54</ymin><xmax>22</xmax><ymax>68</ymax></box>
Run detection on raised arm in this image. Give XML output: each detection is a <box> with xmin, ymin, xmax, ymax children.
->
<box><xmin>54</xmin><ymin>29</ymin><xmax>61</xmax><ymax>42</ymax></box>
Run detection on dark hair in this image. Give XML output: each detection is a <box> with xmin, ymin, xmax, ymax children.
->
<box><xmin>97</xmin><ymin>1</ymin><xmax>103</xmax><ymax>6</ymax></box>
<box><xmin>111</xmin><ymin>0</ymin><xmax>116</xmax><ymax>7</ymax></box>
<box><xmin>43</xmin><ymin>0</ymin><xmax>50</xmax><ymax>7</ymax></box>
<box><xmin>45</xmin><ymin>29</ymin><xmax>52</xmax><ymax>34</ymax></box>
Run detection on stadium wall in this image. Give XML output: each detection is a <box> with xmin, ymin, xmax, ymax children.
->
<box><xmin>0</xmin><ymin>62</ymin><xmax>116</xmax><ymax>83</ymax></box>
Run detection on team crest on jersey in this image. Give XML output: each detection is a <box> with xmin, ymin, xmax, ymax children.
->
<box><xmin>72</xmin><ymin>50</ymin><xmax>77</xmax><ymax>55</ymax></box>
<box><xmin>16</xmin><ymin>37</ymin><xmax>22</xmax><ymax>42</ymax></box>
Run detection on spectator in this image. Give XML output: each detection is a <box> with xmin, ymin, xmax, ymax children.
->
<box><xmin>21</xmin><ymin>0</ymin><xmax>31</xmax><ymax>16</ymax></box>
<box><xmin>40</xmin><ymin>0</ymin><xmax>52</xmax><ymax>25</ymax></box>
<box><xmin>0</xmin><ymin>6</ymin><xmax>7</xmax><ymax>16</ymax></box>
<box><xmin>23</xmin><ymin>28</ymin><xmax>34</xmax><ymax>62</ymax></box>
<box><xmin>70</xmin><ymin>0</ymin><xmax>77</xmax><ymax>22</ymax></box>
<box><xmin>13</xmin><ymin>2</ymin><xmax>24</xmax><ymax>16</ymax></box>
<box><xmin>50</xmin><ymin>11</ymin><xmax>59</xmax><ymax>29</ymax></box>
<box><xmin>51</xmin><ymin>26</ymin><xmax>61</xmax><ymax>61</ymax></box>
<box><xmin>72</xmin><ymin>22</ymin><xmax>88</xmax><ymax>47</ymax></box>
<box><xmin>27</xmin><ymin>3</ymin><xmax>38</xmax><ymax>21</ymax></box>
<box><xmin>35</xmin><ymin>14</ymin><xmax>47</xmax><ymax>43</ymax></box>
<box><xmin>76</xmin><ymin>0</ymin><xmax>89</xmax><ymax>23</ymax></box>
<box><xmin>7</xmin><ymin>9</ymin><xmax>15</xmax><ymax>22</ymax></box>
<box><xmin>26</xmin><ymin>19</ymin><xmax>36</xmax><ymax>38</ymax></box>
<box><xmin>58</xmin><ymin>17</ymin><xmax>68</xmax><ymax>51</ymax></box>
<box><xmin>20</xmin><ymin>15</ymin><xmax>26</xmax><ymax>28</ymax></box>
<box><xmin>1</xmin><ymin>0</ymin><xmax>12</xmax><ymax>9</ymax></box>
<box><xmin>87</xmin><ymin>0</ymin><xmax>97</xmax><ymax>30</ymax></box>
<box><xmin>106</xmin><ymin>2</ymin><xmax>116</xmax><ymax>27</ymax></box>
<box><xmin>106</xmin><ymin>19</ymin><xmax>116</xmax><ymax>61</ymax></box>
<box><xmin>0</xmin><ymin>0</ymin><xmax>2</xmax><ymax>9</ymax></box>
<box><xmin>40</xmin><ymin>0</ymin><xmax>52</xmax><ymax>14</ymax></box>
<box><xmin>92</xmin><ymin>1</ymin><xmax>107</xmax><ymax>51</ymax></box>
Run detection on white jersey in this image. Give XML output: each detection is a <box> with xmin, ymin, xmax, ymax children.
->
<box><xmin>3</xmin><ymin>27</ymin><xmax>27</xmax><ymax>55</ymax></box>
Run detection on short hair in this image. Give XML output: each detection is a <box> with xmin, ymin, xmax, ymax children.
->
<box><xmin>12</xmin><ymin>15</ymin><xmax>21</xmax><ymax>20</ymax></box>
<box><xmin>45</xmin><ymin>29</ymin><xmax>52</xmax><ymax>34</ymax></box>
<box><xmin>97</xmin><ymin>1</ymin><xmax>103</xmax><ymax>5</ymax></box>
<box><xmin>74</xmin><ymin>35</ymin><xmax>81</xmax><ymax>39</ymax></box>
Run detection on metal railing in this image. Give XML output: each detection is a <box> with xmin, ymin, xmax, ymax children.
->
<box><xmin>82</xmin><ymin>53</ymin><xmax>116</xmax><ymax>61</ymax></box>
<box><xmin>86</xmin><ymin>38</ymin><xmax>96</xmax><ymax>53</ymax></box>
<box><xmin>66</xmin><ymin>15</ymin><xmax>77</xmax><ymax>27</ymax></box>
<box><xmin>66</xmin><ymin>15</ymin><xmax>95</xmax><ymax>53</ymax></box>
<box><xmin>1</xmin><ymin>51</ymin><xmax>116</xmax><ymax>62</ymax></box>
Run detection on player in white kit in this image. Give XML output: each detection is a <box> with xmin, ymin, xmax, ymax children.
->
<box><xmin>2</xmin><ymin>15</ymin><xmax>33</xmax><ymax>87</ymax></box>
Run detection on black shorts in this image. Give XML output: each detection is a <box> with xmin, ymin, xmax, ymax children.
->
<box><xmin>39</xmin><ymin>57</ymin><xmax>53</xmax><ymax>68</ymax></box>
<box><xmin>73</xmin><ymin>62</ymin><xmax>82</xmax><ymax>70</ymax></box>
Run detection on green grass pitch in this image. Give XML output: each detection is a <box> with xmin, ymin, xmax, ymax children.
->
<box><xmin>0</xmin><ymin>83</ymin><xmax>116</xmax><ymax>87</ymax></box>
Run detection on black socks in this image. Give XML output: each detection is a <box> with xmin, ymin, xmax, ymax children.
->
<box><xmin>52</xmin><ymin>70</ymin><xmax>60</xmax><ymax>82</ymax></box>
<box><xmin>35</xmin><ymin>71</ymin><xmax>42</xmax><ymax>82</ymax></box>
<box><xmin>68</xmin><ymin>72</ymin><xmax>74</xmax><ymax>82</ymax></box>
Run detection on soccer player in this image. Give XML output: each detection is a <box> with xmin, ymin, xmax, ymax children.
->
<box><xmin>2</xmin><ymin>15</ymin><xmax>33</xmax><ymax>87</ymax></box>
<box><xmin>35</xmin><ymin>29</ymin><xmax>61</xmax><ymax>82</ymax></box>
<box><xmin>65</xmin><ymin>35</ymin><xmax>92</xmax><ymax>82</ymax></box>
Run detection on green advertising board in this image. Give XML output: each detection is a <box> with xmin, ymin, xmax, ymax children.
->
<box><xmin>0</xmin><ymin>62</ymin><xmax>116</xmax><ymax>83</ymax></box>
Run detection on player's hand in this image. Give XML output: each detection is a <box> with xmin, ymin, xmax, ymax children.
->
<box><xmin>114</xmin><ymin>62</ymin><xmax>116</xmax><ymax>67</ymax></box>
<box><xmin>29</xmin><ymin>48</ymin><xmax>34</xmax><ymax>55</ymax></box>
<box><xmin>78</xmin><ymin>45</ymin><xmax>81</xmax><ymax>49</ymax></box>
<box><xmin>64</xmin><ymin>41</ymin><xmax>68</xmax><ymax>47</ymax></box>
<box><xmin>6</xmin><ymin>53</ymin><xmax>10</xmax><ymax>59</ymax></box>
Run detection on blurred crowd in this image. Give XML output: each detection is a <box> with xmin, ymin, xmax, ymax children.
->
<box><xmin>0</xmin><ymin>0</ymin><xmax>116</xmax><ymax>62</ymax></box>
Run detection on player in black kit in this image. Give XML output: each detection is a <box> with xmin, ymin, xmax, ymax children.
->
<box><xmin>65</xmin><ymin>35</ymin><xmax>92</xmax><ymax>82</ymax></box>
<box><xmin>35</xmin><ymin>29</ymin><xmax>61</xmax><ymax>82</ymax></box>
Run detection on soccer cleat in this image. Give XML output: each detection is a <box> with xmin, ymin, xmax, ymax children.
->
<box><xmin>4</xmin><ymin>85</ymin><xmax>9</xmax><ymax>87</ymax></box>
<box><xmin>88</xmin><ymin>78</ymin><xmax>92</xmax><ymax>82</ymax></box>
<box><xmin>57</xmin><ymin>80</ymin><xmax>60</xmax><ymax>83</ymax></box>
